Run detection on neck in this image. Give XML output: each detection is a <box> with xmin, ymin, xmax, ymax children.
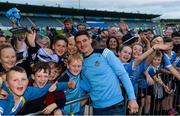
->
<box><xmin>84</xmin><ymin>47</ymin><xmax>94</xmax><ymax>56</ymax></box>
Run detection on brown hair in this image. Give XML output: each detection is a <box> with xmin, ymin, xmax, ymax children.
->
<box><xmin>146</xmin><ymin>50</ymin><xmax>163</xmax><ymax>65</ymax></box>
<box><xmin>32</xmin><ymin>62</ymin><xmax>51</xmax><ymax>75</ymax></box>
<box><xmin>0</xmin><ymin>44</ymin><xmax>14</xmax><ymax>56</ymax></box>
<box><xmin>6</xmin><ymin>66</ymin><xmax>26</xmax><ymax>81</ymax></box>
<box><xmin>48</xmin><ymin>62</ymin><xmax>62</xmax><ymax>74</ymax></box>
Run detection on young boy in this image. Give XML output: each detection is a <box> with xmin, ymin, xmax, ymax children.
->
<box><xmin>17</xmin><ymin>62</ymin><xmax>67</xmax><ymax>115</ymax></box>
<box><xmin>0</xmin><ymin>66</ymin><xmax>74</xmax><ymax>115</ymax></box>
<box><xmin>58</xmin><ymin>53</ymin><xmax>84</xmax><ymax>115</ymax></box>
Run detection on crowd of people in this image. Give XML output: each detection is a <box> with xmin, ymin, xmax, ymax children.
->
<box><xmin>0</xmin><ymin>17</ymin><xmax>179</xmax><ymax>115</ymax></box>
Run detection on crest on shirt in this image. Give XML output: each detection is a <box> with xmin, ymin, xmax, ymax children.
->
<box><xmin>95</xmin><ymin>60</ymin><xmax>100</xmax><ymax>66</ymax></box>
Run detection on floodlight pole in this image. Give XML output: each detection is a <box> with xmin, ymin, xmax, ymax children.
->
<box><xmin>78</xmin><ymin>0</ymin><xmax>80</xmax><ymax>9</ymax></box>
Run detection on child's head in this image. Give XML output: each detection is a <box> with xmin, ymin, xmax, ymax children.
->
<box><xmin>67</xmin><ymin>36</ymin><xmax>78</xmax><ymax>55</ymax></box>
<box><xmin>63</xmin><ymin>18</ymin><xmax>73</xmax><ymax>30</ymax></box>
<box><xmin>151</xmin><ymin>36</ymin><xmax>164</xmax><ymax>46</ymax></box>
<box><xmin>118</xmin><ymin>45</ymin><xmax>132</xmax><ymax>63</ymax></box>
<box><xmin>0</xmin><ymin>71</ymin><xmax>6</xmax><ymax>82</ymax></box>
<box><xmin>32</xmin><ymin>62</ymin><xmax>51</xmax><ymax>88</ymax></box>
<box><xmin>132</xmin><ymin>43</ymin><xmax>143</xmax><ymax>59</ymax></box>
<box><xmin>52</xmin><ymin>35</ymin><xmax>68</xmax><ymax>56</ymax></box>
<box><xmin>0</xmin><ymin>44</ymin><xmax>16</xmax><ymax>71</ymax></box>
<box><xmin>6</xmin><ymin>66</ymin><xmax>28</xmax><ymax>97</ymax></box>
<box><xmin>163</xmin><ymin>37</ymin><xmax>174</xmax><ymax>51</ymax></box>
<box><xmin>48</xmin><ymin>62</ymin><xmax>62</xmax><ymax>81</ymax></box>
<box><xmin>67</xmin><ymin>53</ymin><xmax>83</xmax><ymax>76</ymax></box>
<box><xmin>148</xmin><ymin>50</ymin><xmax>163</xmax><ymax>68</ymax></box>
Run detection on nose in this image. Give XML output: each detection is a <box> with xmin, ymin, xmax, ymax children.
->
<box><xmin>18</xmin><ymin>80</ymin><xmax>23</xmax><ymax>85</ymax></box>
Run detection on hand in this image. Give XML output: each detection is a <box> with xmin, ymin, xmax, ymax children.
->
<box><xmin>0</xmin><ymin>89</ymin><xmax>8</xmax><ymax>99</ymax></box>
<box><xmin>42</xmin><ymin>103</ymin><xmax>57</xmax><ymax>114</ymax></box>
<box><xmin>128</xmin><ymin>100</ymin><xmax>139</xmax><ymax>114</ymax></box>
<box><xmin>48</xmin><ymin>81</ymin><xmax>57</xmax><ymax>92</ymax></box>
<box><xmin>164</xmin><ymin>85</ymin><xmax>171</xmax><ymax>94</ymax></box>
<box><xmin>54</xmin><ymin>109</ymin><xmax>63</xmax><ymax>115</ymax></box>
<box><xmin>68</xmin><ymin>79</ymin><xmax>76</xmax><ymax>89</ymax></box>
<box><xmin>146</xmin><ymin>76</ymin><xmax>154</xmax><ymax>85</ymax></box>
<box><xmin>153</xmin><ymin>44</ymin><xmax>170</xmax><ymax>51</ymax></box>
<box><xmin>44</xmin><ymin>48</ymin><xmax>53</xmax><ymax>54</ymax></box>
<box><xmin>27</xmin><ymin>30</ymin><xmax>36</xmax><ymax>40</ymax></box>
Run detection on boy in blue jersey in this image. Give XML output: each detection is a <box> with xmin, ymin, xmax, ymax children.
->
<box><xmin>59</xmin><ymin>53</ymin><xmax>84</xmax><ymax>115</ymax></box>
<box><xmin>0</xmin><ymin>66</ymin><xmax>75</xmax><ymax>115</ymax></box>
<box><xmin>74</xmin><ymin>30</ymin><xmax>139</xmax><ymax>115</ymax></box>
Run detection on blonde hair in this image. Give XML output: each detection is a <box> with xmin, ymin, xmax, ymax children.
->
<box><xmin>151</xmin><ymin>36</ymin><xmax>163</xmax><ymax>46</ymax></box>
<box><xmin>67</xmin><ymin>53</ymin><xmax>83</xmax><ymax>64</ymax></box>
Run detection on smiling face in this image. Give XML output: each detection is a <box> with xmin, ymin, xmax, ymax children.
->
<box><xmin>75</xmin><ymin>35</ymin><xmax>93</xmax><ymax>56</ymax></box>
<box><xmin>152</xmin><ymin>56</ymin><xmax>162</xmax><ymax>68</ymax></box>
<box><xmin>6</xmin><ymin>70</ymin><xmax>28</xmax><ymax>97</ymax></box>
<box><xmin>132</xmin><ymin>44</ymin><xmax>143</xmax><ymax>58</ymax></box>
<box><xmin>118</xmin><ymin>46</ymin><xmax>132</xmax><ymax>63</ymax></box>
<box><xmin>108</xmin><ymin>37</ymin><xmax>118</xmax><ymax>50</ymax></box>
<box><xmin>32</xmin><ymin>69</ymin><xmax>49</xmax><ymax>88</ymax></box>
<box><xmin>67</xmin><ymin>59</ymin><xmax>82</xmax><ymax>76</ymax></box>
<box><xmin>0</xmin><ymin>47</ymin><xmax>16</xmax><ymax>71</ymax></box>
<box><xmin>53</xmin><ymin>39</ymin><xmax>67</xmax><ymax>56</ymax></box>
<box><xmin>67</xmin><ymin>38</ymin><xmax>78</xmax><ymax>55</ymax></box>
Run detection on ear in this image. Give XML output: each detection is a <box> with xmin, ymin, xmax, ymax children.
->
<box><xmin>5</xmin><ymin>81</ymin><xmax>9</xmax><ymax>88</ymax></box>
<box><xmin>67</xmin><ymin>64</ymin><xmax>69</xmax><ymax>69</ymax></box>
<box><xmin>89</xmin><ymin>38</ymin><xmax>92</xmax><ymax>44</ymax></box>
<box><xmin>31</xmin><ymin>74</ymin><xmax>35</xmax><ymax>80</ymax></box>
<box><xmin>52</xmin><ymin>44</ymin><xmax>55</xmax><ymax>50</ymax></box>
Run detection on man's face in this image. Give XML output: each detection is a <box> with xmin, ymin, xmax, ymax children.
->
<box><xmin>75</xmin><ymin>35</ymin><xmax>93</xmax><ymax>56</ymax></box>
<box><xmin>64</xmin><ymin>22</ymin><xmax>72</xmax><ymax>30</ymax></box>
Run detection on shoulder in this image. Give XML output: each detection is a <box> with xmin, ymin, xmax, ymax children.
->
<box><xmin>58</xmin><ymin>73</ymin><xmax>70</xmax><ymax>82</ymax></box>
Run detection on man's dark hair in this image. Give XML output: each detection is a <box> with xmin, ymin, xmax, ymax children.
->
<box><xmin>172</xmin><ymin>31</ymin><xmax>180</xmax><ymax>38</ymax></box>
<box><xmin>74</xmin><ymin>30</ymin><xmax>90</xmax><ymax>41</ymax></box>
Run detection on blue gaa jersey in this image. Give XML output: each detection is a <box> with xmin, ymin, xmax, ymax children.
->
<box><xmin>165</xmin><ymin>51</ymin><xmax>176</xmax><ymax>64</ymax></box>
<box><xmin>123</xmin><ymin>59</ymin><xmax>149</xmax><ymax>95</ymax></box>
<box><xmin>0</xmin><ymin>82</ymin><xmax>68</xmax><ymax>115</ymax></box>
<box><xmin>81</xmin><ymin>48</ymin><xmax>136</xmax><ymax>108</ymax></box>
<box><xmin>174</xmin><ymin>56</ymin><xmax>180</xmax><ymax>67</ymax></box>
<box><xmin>163</xmin><ymin>53</ymin><xmax>172</xmax><ymax>68</ymax></box>
<box><xmin>59</xmin><ymin>71</ymin><xmax>82</xmax><ymax>114</ymax></box>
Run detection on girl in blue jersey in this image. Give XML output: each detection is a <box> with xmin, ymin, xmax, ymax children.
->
<box><xmin>118</xmin><ymin>43</ymin><xmax>171</xmax><ymax>115</ymax></box>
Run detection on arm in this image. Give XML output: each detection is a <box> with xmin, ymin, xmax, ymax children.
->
<box><xmin>133</xmin><ymin>44</ymin><xmax>171</xmax><ymax>68</ymax></box>
<box><xmin>24</xmin><ymin>82</ymin><xmax>68</xmax><ymax>101</ymax></box>
<box><xmin>42</xmin><ymin>103</ymin><xmax>58</xmax><ymax>114</ymax></box>
<box><xmin>167</xmin><ymin>66</ymin><xmax>180</xmax><ymax>80</ymax></box>
<box><xmin>26</xmin><ymin>30</ymin><xmax>36</xmax><ymax>47</ymax></box>
<box><xmin>144</xmin><ymin>70</ymin><xmax>154</xmax><ymax>85</ymax></box>
<box><xmin>103</xmin><ymin>48</ymin><xmax>135</xmax><ymax>100</ymax></box>
<box><xmin>163</xmin><ymin>54</ymin><xmax>180</xmax><ymax>80</ymax></box>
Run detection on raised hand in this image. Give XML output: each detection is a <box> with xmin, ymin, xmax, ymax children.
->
<box><xmin>68</xmin><ymin>79</ymin><xmax>76</xmax><ymax>89</ymax></box>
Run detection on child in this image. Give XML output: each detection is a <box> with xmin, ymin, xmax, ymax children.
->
<box><xmin>0</xmin><ymin>72</ymin><xmax>8</xmax><ymax>100</ymax></box>
<box><xmin>162</xmin><ymin>38</ymin><xmax>177</xmax><ymax>115</ymax></box>
<box><xmin>58</xmin><ymin>53</ymin><xmax>84</xmax><ymax>115</ymax></box>
<box><xmin>0</xmin><ymin>66</ymin><xmax>74</xmax><ymax>115</ymax></box>
<box><xmin>17</xmin><ymin>62</ymin><xmax>66</xmax><ymax>115</ymax></box>
<box><xmin>145</xmin><ymin>50</ymin><xmax>170</xmax><ymax>115</ymax></box>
